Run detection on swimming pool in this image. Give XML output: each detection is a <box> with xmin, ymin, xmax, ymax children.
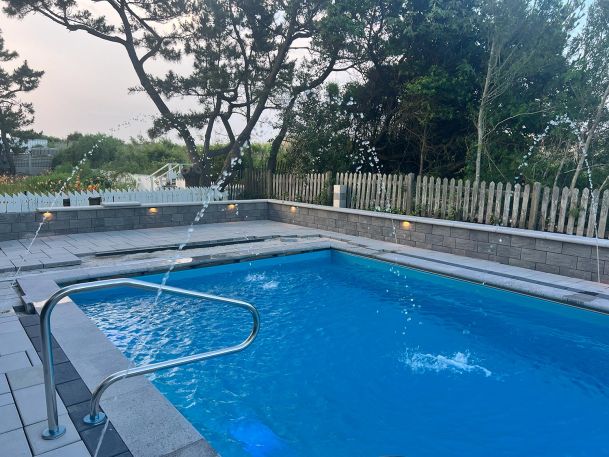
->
<box><xmin>74</xmin><ymin>249</ymin><xmax>609</xmax><ymax>456</ymax></box>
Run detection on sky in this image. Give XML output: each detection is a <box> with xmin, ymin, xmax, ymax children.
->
<box><xmin>1</xmin><ymin>12</ymin><xmax>168</xmax><ymax>140</ymax></box>
<box><xmin>1</xmin><ymin>11</ymin><xmax>284</xmax><ymax>143</ymax></box>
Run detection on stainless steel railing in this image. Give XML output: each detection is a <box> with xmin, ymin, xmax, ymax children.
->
<box><xmin>39</xmin><ymin>278</ymin><xmax>260</xmax><ymax>440</ymax></box>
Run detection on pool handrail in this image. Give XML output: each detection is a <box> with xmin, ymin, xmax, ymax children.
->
<box><xmin>39</xmin><ymin>277</ymin><xmax>260</xmax><ymax>440</ymax></box>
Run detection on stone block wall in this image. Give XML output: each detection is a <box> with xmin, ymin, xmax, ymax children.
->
<box><xmin>0</xmin><ymin>201</ymin><xmax>267</xmax><ymax>241</ymax></box>
<box><xmin>267</xmin><ymin>200</ymin><xmax>609</xmax><ymax>283</ymax></box>
<box><xmin>2</xmin><ymin>198</ymin><xmax>608</xmax><ymax>283</ymax></box>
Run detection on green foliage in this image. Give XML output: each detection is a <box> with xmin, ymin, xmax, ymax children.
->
<box><xmin>284</xmin><ymin>0</ymin><xmax>608</xmax><ymax>189</ymax></box>
<box><xmin>52</xmin><ymin>134</ymin><xmax>189</xmax><ymax>174</ymax></box>
<box><xmin>0</xmin><ymin>28</ymin><xmax>43</xmax><ymax>174</ymax></box>
<box><xmin>0</xmin><ymin>170</ymin><xmax>133</xmax><ymax>194</ymax></box>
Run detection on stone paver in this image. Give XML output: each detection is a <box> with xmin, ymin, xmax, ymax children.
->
<box><xmin>0</xmin><ymin>391</ymin><xmax>13</xmax><ymax>406</ymax></box>
<box><xmin>13</xmin><ymin>383</ymin><xmax>68</xmax><ymax>426</ymax></box>
<box><xmin>38</xmin><ymin>441</ymin><xmax>90</xmax><ymax>457</ymax></box>
<box><xmin>24</xmin><ymin>413</ymin><xmax>80</xmax><ymax>455</ymax></box>
<box><xmin>0</xmin><ymin>427</ymin><xmax>31</xmax><ymax>457</ymax></box>
<box><xmin>0</xmin><ymin>350</ymin><xmax>32</xmax><ymax>372</ymax></box>
<box><xmin>0</xmin><ymin>373</ymin><xmax>9</xmax><ymax>394</ymax></box>
<box><xmin>0</xmin><ymin>402</ymin><xmax>21</xmax><ymax>433</ymax></box>
<box><xmin>7</xmin><ymin>365</ymin><xmax>44</xmax><ymax>391</ymax></box>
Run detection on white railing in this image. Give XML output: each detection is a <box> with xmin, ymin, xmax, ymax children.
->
<box><xmin>148</xmin><ymin>163</ymin><xmax>190</xmax><ymax>190</ymax></box>
<box><xmin>0</xmin><ymin>187</ymin><xmax>226</xmax><ymax>213</ymax></box>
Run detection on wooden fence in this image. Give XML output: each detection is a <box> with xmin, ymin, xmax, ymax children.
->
<box><xmin>228</xmin><ymin>170</ymin><xmax>332</xmax><ymax>204</ymax></box>
<box><xmin>226</xmin><ymin>169</ymin><xmax>609</xmax><ymax>239</ymax></box>
<box><xmin>0</xmin><ymin>187</ymin><xmax>226</xmax><ymax>213</ymax></box>
<box><xmin>334</xmin><ymin>172</ymin><xmax>609</xmax><ymax>239</ymax></box>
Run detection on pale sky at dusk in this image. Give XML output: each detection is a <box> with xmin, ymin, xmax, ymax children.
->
<box><xmin>1</xmin><ymin>11</ymin><xmax>282</xmax><ymax>142</ymax></box>
<box><xmin>1</xmin><ymin>12</ymin><xmax>166</xmax><ymax>140</ymax></box>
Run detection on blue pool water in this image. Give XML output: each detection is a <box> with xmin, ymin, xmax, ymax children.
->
<box><xmin>74</xmin><ymin>250</ymin><xmax>609</xmax><ymax>456</ymax></box>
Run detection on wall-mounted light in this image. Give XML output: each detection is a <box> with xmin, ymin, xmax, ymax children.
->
<box><xmin>290</xmin><ymin>206</ymin><xmax>297</xmax><ymax>213</ymax></box>
<box><xmin>42</xmin><ymin>211</ymin><xmax>53</xmax><ymax>221</ymax></box>
<box><xmin>148</xmin><ymin>207</ymin><xmax>158</xmax><ymax>215</ymax></box>
<box><xmin>227</xmin><ymin>204</ymin><xmax>237</xmax><ymax>210</ymax></box>
<box><xmin>401</xmin><ymin>221</ymin><xmax>411</xmax><ymax>229</ymax></box>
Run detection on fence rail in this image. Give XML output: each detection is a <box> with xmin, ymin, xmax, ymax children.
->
<box><xmin>0</xmin><ymin>187</ymin><xmax>226</xmax><ymax>213</ymax></box>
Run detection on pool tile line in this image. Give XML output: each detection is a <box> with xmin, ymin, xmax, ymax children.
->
<box><xmin>18</xmin><ymin>314</ymin><xmax>133</xmax><ymax>457</ymax></box>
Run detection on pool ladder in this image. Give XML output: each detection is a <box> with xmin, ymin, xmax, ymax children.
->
<box><xmin>38</xmin><ymin>278</ymin><xmax>260</xmax><ymax>440</ymax></box>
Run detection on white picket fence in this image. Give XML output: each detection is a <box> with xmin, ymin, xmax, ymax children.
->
<box><xmin>0</xmin><ymin>187</ymin><xmax>227</xmax><ymax>213</ymax></box>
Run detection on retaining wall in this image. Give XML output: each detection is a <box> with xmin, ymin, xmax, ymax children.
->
<box><xmin>3</xmin><ymin>199</ymin><xmax>609</xmax><ymax>283</ymax></box>
<box><xmin>267</xmin><ymin>200</ymin><xmax>609</xmax><ymax>283</ymax></box>
<box><xmin>0</xmin><ymin>201</ymin><xmax>267</xmax><ymax>240</ymax></box>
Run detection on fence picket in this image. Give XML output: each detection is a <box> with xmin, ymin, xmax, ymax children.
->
<box><xmin>485</xmin><ymin>181</ymin><xmax>495</xmax><ymax>224</ymax></box>
<box><xmin>586</xmin><ymin>190</ymin><xmax>600</xmax><ymax>238</ymax></box>
<box><xmin>512</xmin><ymin>184</ymin><xmax>521</xmax><ymax>227</ymax></box>
<box><xmin>576</xmin><ymin>188</ymin><xmax>589</xmax><ymax>236</ymax></box>
<box><xmin>557</xmin><ymin>187</ymin><xmax>570</xmax><ymax>233</ymax></box>
<box><xmin>519</xmin><ymin>184</ymin><xmax>530</xmax><ymax>228</ymax></box>
<box><xmin>477</xmin><ymin>181</ymin><xmax>486</xmax><ymax>223</ymax></box>
<box><xmin>598</xmin><ymin>190</ymin><xmax>609</xmax><ymax>238</ymax></box>
<box><xmin>463</xmin><ymin>180</ymin><xmax>471</xmax><ymax>222</ymax></box>
<box><xmin>566</xmin><ymin>188</ymin><xmax>579</xmax><ymax>235</ymax></box>
<box><xmin>494</xmin><ymin>182</ymin><xmax>503</xmax><ymax>224</ymax></box>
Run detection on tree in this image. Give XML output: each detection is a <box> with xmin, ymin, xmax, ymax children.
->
<box><xmin>0</xmin><ymin>29</ymin><xmax>43</xmax><ymax>174</ymax></box>
<box><xmin>473</xmin><ymin>0</ymin><xmax>580</xmax><ymax>182</ymax></box>
<box><xmin>5</xmin><ymin>0</ymin><xmax>357</xmax><ymax>186</ymax></box>
<box><xmin>149</xmin><ymin>0</ymin><xmax>359</xmax><ymax>182</ymax></box>
<box><xmin>4</xmin><ymin>0</ymin><xmax>201</xmax><ymax>178</ymax></box>
<box><xmin>566</xmin><ymin>0</ymin><xmax>609</xmax><ymax>191</ymax></box>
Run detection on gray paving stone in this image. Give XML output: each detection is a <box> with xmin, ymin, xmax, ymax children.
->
<box><xmin>0</xmin><ymin>373</ymin><xmax>8</xmax><ymax>394</ymax></box>
<box><xmin>24</xmin><ymin>413</ymin><xmax>79</xmax><ymax>456</ymax></box>
<box><xmin>0</xmin><ymin>351</ymin><xmax>32</xmax><ymax>373</ymax></box>
<box><xmin>13</xmin><ymin>383</ymin><xmax>67</xmax><ymax>426</ymax></box>
<box><xmin>0</xmin><ymin>402</ymin><xmax>21</xmax><ymax>433</ymax></box>
<box><xmin>0</xmin><ymin>391</ymin><xmax>13</xmax><ymax>406</ymax></box>
<box><xmin>38</xmin><ymin>441</ymin><xmax>90</xmax><ymax>457</ymax></box>
<box><xmin>100</xmin><ymin>384</ymin><xmax>203</xmax><ymax>457</ymax></box>
<box><xmin>11</xmin><ymin>258</ymin><xmax>43</xmax><ymax>271</ymax></box>
<box><xmin>0</xmin><ymin>427</ymin><xmax>31</xmax><ymax>457</ymax></box>
<box><xmin>7</xmin><ymin>365</ymin><xmax>44</xmax><ymax>391</ymax></box>
<box><xmin>0</xmin><ymin>319</ymin><xmax>23</xmax><ymax>335</ymax></box>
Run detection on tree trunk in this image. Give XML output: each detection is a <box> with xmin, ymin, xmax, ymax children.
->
<box><xmin>0</xmin><ymin>131</ymin><xmax>15</xmax><ymax>175</ymax></box>
<box><xmin>219</xmin><ymin>15</ymin><xmax>298</xmax><ymax>189</ymax></box>
<box><xmin>569</xmin><ymin>78</ymin><xmax>609</xmax><ymax>192</ymax></box>
<box><xmin>476</xmin><ymin>38</ymin><xmax>498</xmax><ymax>182</ymax></box>
<box><xmin>268</xmin><ymin>98</ymin><xmax>296</xmax><ymax>173</ymax></box>
<box><xmin>116</xmin><ymin>9</ymin><xmax>207</xmax><ymax>184</ymax></box>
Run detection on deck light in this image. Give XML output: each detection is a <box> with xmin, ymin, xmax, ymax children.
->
<box><xmin>148</xmin><ymin>207</ymin><xmax>158</xmax><ymax>215</ymax></box>
<box><xmin>42</xmin><ymin>211</ymin><xmax>53</xmax><ymax>221</ymax></box>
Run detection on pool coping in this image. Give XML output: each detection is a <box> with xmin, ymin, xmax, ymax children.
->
<box><xmin>16</xmin><ymin>230</ymin><xmax>609</xmax><ymax>456</ymax></box>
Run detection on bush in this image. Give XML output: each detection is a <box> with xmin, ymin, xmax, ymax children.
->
<box><xmin>0</xmin><ymin>170</ymin><xmax>134</xmax><ymax>194</ymax></box>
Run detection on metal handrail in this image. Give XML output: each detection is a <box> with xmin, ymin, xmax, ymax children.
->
<box><xmin>40</xmin><ymin>278</ymin><xmax>260</xmax><ymax>440</ymax></box>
